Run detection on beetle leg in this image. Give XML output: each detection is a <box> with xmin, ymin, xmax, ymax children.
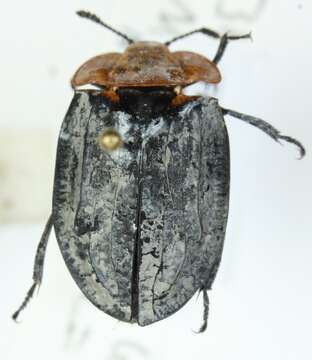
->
<box><xmin>213</xmin><ymin>32</ymin><xmax>252</xmax><ymax>64</ymax></box>
<box><xmin>194</xmin><ymin>289</ymin><xmax>209</xmax><ymax>333</ymax></box>
<box><xmin>222</xmin><ymin>108</ymin><xmax>306</xmax><ymax>158</ymax></box>
<box><xmin>12</xmin><ymin>214</ymin><xmax>53</xmax><ymax>321</ymax></box>
<box><xmin>165</xmin><ymin>28</ymin><xmax>251</xmax><ymax>63</ymax></box>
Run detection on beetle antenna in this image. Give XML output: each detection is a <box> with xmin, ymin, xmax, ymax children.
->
<box><xmin>165</xmin><ymin>27</ymin><xmax>221</xmax><ymax>46</ymax></box>
<box><xmin>77</xmin><ymin>10</ymin><xmax>134</xmax><ymax>44</ymax></box>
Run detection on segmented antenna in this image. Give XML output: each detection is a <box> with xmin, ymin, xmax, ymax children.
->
<box><xmin>165</xmin><ymin>27</ymin><xmax>220</xmax><ymax>46</ymax></box>
<box><xmin>77</xmin><ymin>10</ymin><xmax>134</xmax><ymax>44</ymax></box>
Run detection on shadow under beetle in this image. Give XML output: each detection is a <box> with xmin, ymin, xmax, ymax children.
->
<box><xmin>13</xmin><ymin>10</ymin><xmax>305</xmax><ymax>332</ymax></box>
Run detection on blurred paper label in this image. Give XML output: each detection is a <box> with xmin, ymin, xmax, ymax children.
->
<box><xmin>0</xmin><ymin>129</ymin><xmax>56</xmax><ymax>223</ymax></box>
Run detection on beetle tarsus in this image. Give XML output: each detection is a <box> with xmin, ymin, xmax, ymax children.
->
<box><xmin>194</xmin><ymin>289</ymin><xmax>209</xmax><ymax>333</ymax></box>
<box><xmin>12</xmin><ymin>215</ymin><xmax>53</xmax><ymax>321</ymax></box>
<box><xmin>12</xmin><ymin>282</ymin><xmax>38</xmax><ymax>322</ymax></box>
<box><xmin>222</xmin><ymin>108</ymin><xmax>306</xmax><ymax>158</ymax></box>
<box><xmin>278</xmin><ymin>135</ymin><xmax>306</xmax><ymax>159</ymax></box>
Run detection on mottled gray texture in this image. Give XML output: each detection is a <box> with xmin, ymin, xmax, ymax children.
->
<box><xmin>13</xmin><ymin>88</ymin><xmax>305</xmax><ymax>325</ymax></box>
<box><xmin>53</xmin><ymin>91</ymin><xmax>230</xmax><ymax>326</ymax></box>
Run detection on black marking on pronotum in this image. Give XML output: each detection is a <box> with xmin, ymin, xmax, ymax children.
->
<box><xmin>13</xmin><ymin>10</ymin><xmax>305</xmax><ymax>331</ymax></box>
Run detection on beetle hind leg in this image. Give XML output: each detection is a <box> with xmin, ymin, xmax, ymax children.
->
<box><xmin>194</xmin><ymin>289</ymin><xmax>210</xmax><ymax>333</ymax></box>
<box><xmin>12</xmin><ymin>215</ymin><xmax>53</xmax><ymax>321</ymax></box>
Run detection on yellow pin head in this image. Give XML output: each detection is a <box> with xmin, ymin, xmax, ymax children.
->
<box><xmin>99</xmin><ymin>129</ymin><xmax>123</xmax><ymax>151</ymax></box>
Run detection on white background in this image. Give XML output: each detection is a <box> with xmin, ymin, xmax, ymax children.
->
<box><xmin>0</xmin><ymin>1</ymin><xmax>311</xmax><ymax>359</ymax></box>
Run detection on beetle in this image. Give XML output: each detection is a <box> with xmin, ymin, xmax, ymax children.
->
<box><xmin>13</xmin><ymin>10</ymin><xmax>305</xmax><ymax>331</ymax></box>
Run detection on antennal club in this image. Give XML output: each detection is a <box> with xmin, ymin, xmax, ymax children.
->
<box><xmin>76</xmin><ymin>10</ymin><xmax>134</xmax><ymax>44</ymax></box>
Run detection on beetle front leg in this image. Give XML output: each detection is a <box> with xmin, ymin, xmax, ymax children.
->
<box><xmin>222</xmin><ymin>108</ymin><xmax>306</xmax><ymax>158</ymax></box>
<box><xmin>12</xmin><ymin>214</ymin><xmax>53</xmax><ymax>321</ymax></box>
<box><xmin>213</xmin><ymin>32</ymin><xmax>252</xmax><ymax>64</ymax></box>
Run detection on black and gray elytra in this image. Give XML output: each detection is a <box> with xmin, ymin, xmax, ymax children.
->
<box><xmin>12</xmin><ymin>90</ymin><xmax>305</xmax><ymax>331</ymax></box>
